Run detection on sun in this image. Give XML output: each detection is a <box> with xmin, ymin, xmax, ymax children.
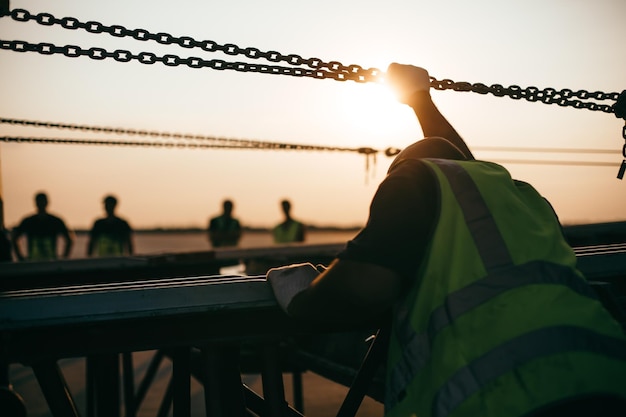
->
<box><xmin>337</xmin><ymin>80</ymin><xmax>415</xmax><ymax>141</ymax></box>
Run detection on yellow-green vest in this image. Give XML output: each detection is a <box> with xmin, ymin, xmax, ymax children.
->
<box><xmin>385</xmin><ymin>158</ymin><xmax>626</xmax><ymax>417</ymax></box>
<box><xmin>95</xmin><ymin>235</ymin><xmax>125</xmax><ymax>257</ymax></box>
<box><xmin>28</xmin><ymin>236</ymin><xmax>56</xmax><ymax>261</ymax></box>
<box><xmin>273</xmin><ymin>220</ymin><xmax>303</xmax><ymax>243</ymax></box>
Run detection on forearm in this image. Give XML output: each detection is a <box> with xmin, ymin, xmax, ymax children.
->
<box><xmin>286</xmin><ymin>260</ymin><xmax>400</xmax><ymax>328</ymax></box>
<box><xmin>288</xmin><ymin>286</ymin><xmax>385</xmax><ymax>328</ymax></box>
<box><xmin>62</xmin><ymin>237</ymin><xmax>73</xmax><ymax>258</ymax></box>
<box><xmin>87</xmin><ymin>238</ymin><xmax>94</xmax><ymax>256</ymax></box>
<box><xmin>10</xmin><ymin>233</ymin><xmax>23</xmax><ymax>260</ymax></box>
<box><xmin>12</xmin><ymin>241</ymin><xmax>24</xmax><ymax>260</ymax></box>
<box><xmin>407</xmin><ymin>91</ymin><xmax>474</xmax><ymax>160</ymax></box>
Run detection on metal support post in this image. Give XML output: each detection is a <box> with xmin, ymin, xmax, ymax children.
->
<box><xmin>0</xmin><ymin>1</ymin><xmax>9</xmax><ymax>17</ymax></box>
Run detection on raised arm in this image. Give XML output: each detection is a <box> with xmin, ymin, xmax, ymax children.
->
<box><xmin>386</xmin><ymin>63</ymin><xmax>474</xmax><ymax>160</ymax></box>
<box><xmin>265</xmin><ymin>64</ymin><xmax>470</xmax><ymax>328</ymax></box>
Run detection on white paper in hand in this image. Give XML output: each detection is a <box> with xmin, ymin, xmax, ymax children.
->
<box><xmin>266</xmin><ymin>263</ymin><xmax>320</xmax><ymax>313</ymax></box>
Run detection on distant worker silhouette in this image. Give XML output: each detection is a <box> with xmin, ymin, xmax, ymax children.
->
<box><xmin>0</xmin><ymin>195</ymin><xmax>11</xmax><ymax>261</ymax></box>
<box><xmin>11</xmin><ymin>192</ymin><xmax>73</xmax><ymax>261</ymax></box>
<box><xmin>272</xmin><ymin>199</ymin><xmax>306</xmax><ymax>244</ymax></box>
<box><xmin>0</xmin><ymin>228</ymin><xmax>11</xmax><ymax>262</ymax></box>
<box><xmin>87</xmin><ymin>195</ymin><xmax>134</xmax><ymax>257</ymax></box>
<box><xmin>208</xmin><ymin>199</ymin><xmax>242</xmax><ymax>248</ymax></box>
<box><xmin>267</xmin><ymin>63</ymin><xmax>626</xmax><ymax>417</ymax></box>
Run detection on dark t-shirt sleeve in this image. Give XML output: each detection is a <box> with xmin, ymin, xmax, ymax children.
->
<box><xmin>336</xmin><ymin>160</ymin><xmax>439</xmax><ymax>280</ymax></box>
<box><xmin>90</xmin><ymin>218</ymin><xmax>131</xmax><ymax>239</ymax></box>
<box><xmin>54</xmin><ymin>216</ymin><xmax>69</xmax><ymax>236</ymax></box>
<box><xmin>16</xmin><ymin>215</ymin><xmax>68</xmax><ymax>237</ymax></box>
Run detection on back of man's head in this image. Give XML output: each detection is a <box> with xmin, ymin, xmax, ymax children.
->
<box><xmin>104</xmin><ymin>195</ymin><xmax>118</xmax><ymax>214</ymax></box>
<box><xmin>387</xmin><ymin>137</ymin><xmax>467</xmax><ymax>173</ymax></box>
<box><xmin>223</xmin><ymin>199</ymin><xmax>234</xmax><ymax>215</ymax></box>
<box><xmin>34</xmin><ymin>192</ymin><xmax>48</xmax><ymax>212</ymax></box>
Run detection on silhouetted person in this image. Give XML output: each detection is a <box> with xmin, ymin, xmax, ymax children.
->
<box><xmin>267</xmin><ymin>63</ymin><xmax>626</xmax><ymax>417</ymax></box>
<box><xmin>0</xmin><ymin>197</ymin><xmax>10</xmax><ymax>261</ymax></box>
<box><xmin>0</xmin><ymin>230</ymin><xmax>11</xmax><ymax>262</ymax></box>
<box><xmin>208</xmin><ymin>199</ymin><xmax>242</xmax><ymax>248</ymax></box>
<box><xmin>272</xmin><ymin>199</ymin><xmax>305</xmax><ymax>243</ymax></box>
<box><xmin>11</xmin><ymin>192</ymin><xmax>73</xmax><ymax>261</ymax></box>
<box><xmin>87</xmin><ymin>195</ymin><xmax>134</xmax><ymax>257</ymax></box>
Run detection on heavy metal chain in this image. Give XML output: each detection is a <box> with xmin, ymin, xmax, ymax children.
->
<box><xmin>1</xmin><ymin>8</ymin><xmax>623</xmax><ymax>115</ymax></box>
<box><xmin>0</xmin><ymin>135</ymin><xmax>361</xmax><ymax>152</ymax></box>
<box><xmin>1</xmin><ymin>8</ymin><xmax>380</xmax><ymax>83</ymax></box>
<box><xmin>0</xmin><ymin>117</ymin><xmax>394</xmax><ymax>155</ymax></box>
<box><xmin>0</xmin><ymin>136</ymin><xmax>257</xmax><ymax>149</ymax></box>
<box><xmin>1</xmin><ymin>7</ymin><xmax>626</xmax><ymax>176</ymax></box>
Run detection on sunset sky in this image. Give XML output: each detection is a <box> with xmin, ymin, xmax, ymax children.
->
<box><xmin>1</xmin><ymin>0</ymin><xmax>625</xmax><ymax>230</ymax></box>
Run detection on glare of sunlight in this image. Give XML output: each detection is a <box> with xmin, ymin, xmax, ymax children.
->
<box><xmin>336</xmin><ymin>81</ymin><xmax>415</xmax><ymax>142</ymax></box>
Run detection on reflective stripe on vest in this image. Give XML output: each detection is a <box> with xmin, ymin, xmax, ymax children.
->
<box><xmin>385</xmin><ymin>159</ymin><xmax>626</xmax><ymax>417</ymax></box>
<box><xmin>433</xmin><ymin>325</ymin><xmax>626</xmax><ymax>417</ymax></box>
<box><xmin>435</xmin><ymin>159</ymin><xmax>513</xmax><ymax>270</ymax></box>
<box><xmin>386</xmin><ymin>261</ymin><xmax>600</xmax><ymax>410</ymax></box>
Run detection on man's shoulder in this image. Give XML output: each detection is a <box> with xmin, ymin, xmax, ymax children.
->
<box><xmin>18</xmin><ymin>213</ymin><xmax>69</xmax><ymax>233</ymax></box>
<box><xmin>49</xmin><ymin>213</ymin><xmax>69</xmax><ymax>227</ymax></box>
<box><xmin>112</xmin><ymin>216</ymin><xmax>131</xmax><ymax>227</ymax></box>
<box><xmin>380</xmin><ymin>158</ymin><xmax>437</xmax><ymax>194</ymax></box>
<box><xmin>389</xmin><ymin>158</ymin><xmax>433</xmax><ymax>176</ymax></box>
<box><xmin>94</xmin><ymin>216</ymin><xmax>131</xmax><ymax>229</ymax></box>
<box><xmin>17</xmin><ymin>213</ymin><xmax>38</xmax><ymax>225</ymax></box>
<box><xmin>21</xmin><ymin>213</ymin><xmax>65</xmax><ymax>225</ymax></box>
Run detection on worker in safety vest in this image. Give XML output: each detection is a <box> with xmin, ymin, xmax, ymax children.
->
<box><xmin>87</xmin><ymin>195</ymin><xmax>134</xmax><ymax>257</ymax></box>
<box><xmin>11</xmin><ymin>192</ymin><xmax>73</xmax><ymax>261</ymax></box>
<box><xmin>208</xmin><ymin>199</ymin><xmax>242</xmax><ymax>248</ymax></box>
<box><xmin>267</xmin><ymin>63</ymin><xmax>626</xmax><ymax>417</ymax></box>
<box><xmin>272</xmin><ymin>199</ymin><xmax>306</xmax><ymax>244</ymax></box>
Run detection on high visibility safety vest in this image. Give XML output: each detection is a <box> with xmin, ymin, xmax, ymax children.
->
<box><xmin>273</xmin><ymin>220</ymin><xmax>303</xmax><ymax>243</ymax></box>
<box><xmin>210</xmin><ymin>216</ymin><xmax>241</xmax><ymax>247</ymax></box>
<box><xmin>28</xmin><ymin>236</ymin><xmax>56</xmax><ymax>261</ymax></box>
<box><xmin>95</xmin><ymin>235</ymin><xmax>125</xmax><ymax>257</ymax></box>
<box><xmin>213</xmin><ymin>216</ymin><xmax>240</xmax><ymax>231</ymax></box>
<box><xmin>385</xmin><ymin>158</ymin><xmax>626</xmax><ymax>417</ymax></box>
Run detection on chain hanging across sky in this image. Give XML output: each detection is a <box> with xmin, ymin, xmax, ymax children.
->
<box><xmin>1</xmin><ymin>4</ymin><xmax>625</xmax><ymax>178</ymax></box>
